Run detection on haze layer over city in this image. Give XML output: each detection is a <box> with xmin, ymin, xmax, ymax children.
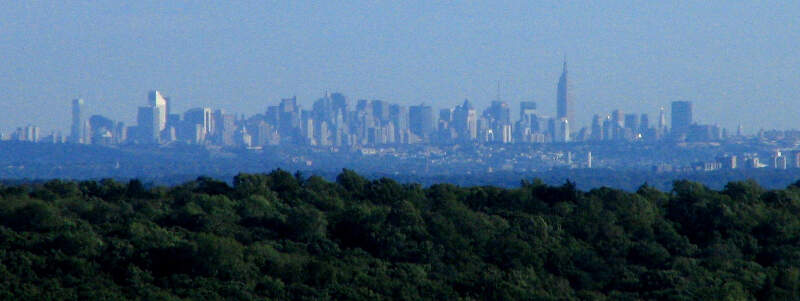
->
<box><xmin>1</xmin><ymin>2</ymin><xmax>799</xmax><ymax>134</ymax></box>
<box><xmin>1</xmin><ymin>2</ymin><xmax>800</xmax><ymax>191</ymax></box>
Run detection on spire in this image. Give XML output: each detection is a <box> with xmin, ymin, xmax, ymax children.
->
<box><xmin>562</xmin><ymin>54</ymin><xmax>567</xmax><ymax>74</ymax></box>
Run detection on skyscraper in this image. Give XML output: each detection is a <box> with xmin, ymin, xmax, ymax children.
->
<box><xmin>279</xmin><ymin>97</ymin><xmax>300</xmax><ymax>139</ymax></box>
<box><xmin>148</xmin><ymin>90</ymin><xmax>168</xmax><ymax>131</ymax></box>
<box><xmin>184</xmin><ymin>107</ymin><xmax>214</xmax><ymax>140</ymax></box>
<box><xmin>671</xmin><ymin>101</ymin><xmax>693</xmax><ymax>138</ymax></box>
<box><xmin>389</xmin><ymin>104</ymin><xmax>409</xmax><ymax>142</ymax></box>
<box><xmin>590</xmin><ymin>114</ymin><xmax>602</xmax><ymax>140</ymax></box>
<box><xmin>70</xmin><ymin>98</ymin><xmax>85</xmax><ymax>143</ymax></box>
<box><xmin>409</xmin><ymin>104</ymin><xmax>434</xmax><ymax>140</ymax></box>
<box><xmin>640</xmin><ymin>114</ymin><xmax>649</xmax><ymax>132</ymax></box>
<box><xmin>137</xmin><ymin>106</ymin><xmax>160</xmax><ymax>144</ymax></box>
<box><xmin>624</xmin><ymin>114</ymin><xmax>639</xmax><ymax>131</ymax></box>
<box><xmin>453</xmin><ymin>100</ymin><xmax>477</xmax><ymax>141</ymax></box>
<box><xmin>556</xmin><ymin>59</ymin><xmax>571</xmax><ymax>123</ymax></box>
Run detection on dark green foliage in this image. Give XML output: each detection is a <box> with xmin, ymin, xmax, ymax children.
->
<box><xmin>1</xmin><ymin>171</ymin><xmax>800</xmax><ymax>300</ymax></box>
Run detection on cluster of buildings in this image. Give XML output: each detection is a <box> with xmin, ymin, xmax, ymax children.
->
<box><xmin>695</xmin><ymin>150</ymin><xmax>800</xmax><ymax>172</ymax></box>
<box><xmin>0</xmin><ymin>61</ymin><xmax>748</xmax><ymax>150</ymax></box>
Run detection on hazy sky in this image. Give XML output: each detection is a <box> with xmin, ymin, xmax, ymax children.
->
<box><xmin>1</xmin><ymin>1</ymin><xmax>798</xmax><ymax>134</ymax></box>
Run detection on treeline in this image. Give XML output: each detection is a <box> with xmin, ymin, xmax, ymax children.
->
<box><xmin>1</xmin><ymin>170</ymin><xmax>799</xmax><ymax>300</ymax></box>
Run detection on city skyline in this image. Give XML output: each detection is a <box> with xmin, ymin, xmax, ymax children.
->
<box><xmin>1</xmin><ymin>2</ymin><xmax>798</xmax><ymax>134</ymax></box>
<box><xmin>0</xmin><ymin>57</ymin><xmax>781</xmax><ymax>136</ymax></box>
<box><xmin>0</xmin><ymin>79</ymin><xmax>745</xmax><ymax>142</ymax></box>
<box><xmin>4</xmin><ymin>62</ymin><xmax>709</xmax><ymax>136</ymax></box>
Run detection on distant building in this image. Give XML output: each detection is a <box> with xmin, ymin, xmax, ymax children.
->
<box><xmin>148</xmin><ymin>90</ymin><xmax>168</xmax><ymax>131</ymax></box>
<box><xmin>500</xmin><ymin>124</ymin><xmax>512</xmax><ymax>144</ymax></box>
<box><xmin>611</xmin><ymin>110</ymin><xmax>625</xmax><ymax>140</ymax></box>
<box><xmin>453</xmin><ymin>100</ymin><xmax>477</xmax><ymax>142</ymax></box>
<box><xmin>89</xmin><ymin>115</ymin><xmax>117</xmax><ymax>145</ymax></box>
<box><xmin>639</xmin><ymin>114</ymin><xmax>649</xmax><ymax>132</ymax></box>
<box><xmin>793</xmin><ymin>152</ymin><xmax>800</xmax><ymax>168</ymax></box>
<box><xmin>409</xmin><ymin>104</ymin><xmax>434</xmax><ymax>141</ymax></box>
<box><xmin>214</xmin><ymin>110</ymin><xmax>236</xmax><ymax>146</ymax></box>
<box><xmin>716</xmin><ymin>155</ymin><xmax>737</xmax><ymax>169</ymax></box>
<box><xmin>774</xmin><ymin>153</ymin><xmax>788</xmax><ymax>170</ymax></box>
<box><xmin>279</xmin><ymin>97</ymin><xmax>301</xmax><ymax>141</ymax></box>
<box><xmin>555</xmin><ymin>118</ymin><xmax>569</xmax><ymax>142</ymax></box>
<box><xmin>587</xmin><ymin>152</ymin><xmax>592</xmax><ymax>168</ymax></box>
<box><xmin>184</xmin><ymin>107</ymin><xmax>214</xmax><ymax>144</ymax></box>
<box><xmin>688</xmin><ymin>124</ymin><xmax>721</xmax><ymax>142</ymax></box>
<box><xmin>671</xmin><ymin>101</ymin><xmax>693</xmax><ymax>139</ymax></box>
<box><xmin>371</xmin><ymin>100</ymin><xmax>390</xmax><ymax>123</ymax></box>
<box><xmin>556</xmin><ymin>59</ymin><xmax>571</xmax><ymax>123</ymax></box>
<box><xmin>623</xmin><ymin>114</ymin><xmax>638</xmax><ymax>130</ymax></box>
<box><xmin>136</xmin><ymin>106</ymin><xmax>160</xmax><ymax>144</ymax></box>
<box><xmin>23</xmin><ymin>125</ymin><xmax>40</xmax><ymax>142</ymax></box>
<box><xmin>389</xmin><ymin>104</ymin><xmax>409</xmax><ymax>142</ymax></box>
<box><xmin>70</xmin><ymin>98</ymin><xmax>85</xmax><ymax>143</ymax></box>
<box><xmin>590</xmin><ymin>114</ymin><xmax>602</xmax><ymax>140</ymax></box>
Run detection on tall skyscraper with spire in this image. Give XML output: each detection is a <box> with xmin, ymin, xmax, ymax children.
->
<box><xmin>556</xmin><ymin>58</ymin><xmax>571</xmax><ymax>123</ymax></box>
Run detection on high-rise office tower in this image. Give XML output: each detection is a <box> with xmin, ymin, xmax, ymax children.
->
<box><xmin>148</xmin><ymin>90</ymin><xmax>168</xmax><ymax>131</ymax></box>
<box><xmin>70</xmin><ymin>98</ymin><xmax>85</xmax><ymax>143</ymax></box>
<box><xmin>370</xmin><ymin>100</ymin><xmax>390</xmax><ymax>123</ymax></box>
<box><xmin>439</xmin><ymin>108</ymin><xmax>452</xmax><ymax>124</ymax></box>
<box><xmin>279</xmin><ymin>97</ymin><xmax>300</xmax><ymax>139</ymax></box>
<box><xmin>590</xmin><ymin>114</ymin><xmax>602</xmax><ymax>140</ymax></box>
<box><xmin>501</xmin><ymin>124</ymin><xmax>512</xmax><ymax>144</ymax></box>
<box><xmin>518</xmin><ymin>101</ymin><xmax>539</xmax><ymax>141</ymax></box>
<box><xmin>330</xmin><ymin>92</ymin><xmax>347</xmax><ymax>119</ymax></box>
<box><xmin>137</xmin><ymin>106</ymin><xmax>160</xmax><ymax>144</ymax></box>
<box><xmin>453</xmin><ymin>100</ymin><xmax>477</xmax><ymax>141</ymax></box>
<box><xmin>611</xmin><ymin>110</ymin><xmax>624</xmax><ymax>127</ymax></box>
<box><xmin>311</xmin><ymin>94</ymin><xmax>340</xmax><ymax>145</ymax></box>
<box><xmin>184</xmin><ymin>107</ymin><xmax>214</xmax><ymax>141</ymax></box>
<box><xmin>671</xmin><ymin>101</ymin><xmax>693</xmax><ymax>137</ymax></box>
<box><xmin>214</xmin><ymin>109</ymin><xmax>236</xmax><ymax>146</ymax></box>
<box><xmin>624</xmin><ymin>114</ymin><xmax>639</xmax><ymax>131</ymax></box>
<box><xmin>389</xmin><ymin>104</ymin><xmax>409</xmax><ymax>142</ymax></box>
<box><xmin>556</xmin><ymin>59</ymin><xmax>571</xmax><ymax>123</ymax></box>
<box><xmin>640</xmin><ymin>114</ymin><xmax>649</xmax><ymax>131</ymax></box>
<box><xmin>300</xmin><ymin>110</ymin><xmax>315</xmax><ymax>145</ymax></box>
<box><xmin>82</xmin><ymin>120</ymin><xmax>91</xmax><ymax>144</ymax></box>
<box><xmin>89</xmin><ymin>115</ymin><xmax>116</xmax><ymax>144</ymax></box>
<box><xmin>409</xmin><ymin>104</ymin><xmax>434</xmax><ymax>140</ymax></box>
<box><xmin>602</xmin><ymin>115</ymin><xmax>613</xmax><ymax>141</ymax></box>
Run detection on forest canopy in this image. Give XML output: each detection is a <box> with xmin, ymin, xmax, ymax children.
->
<box><xmin>1</xmin><ymin>169</ymin><xmax>799</xmax><ymax>300</ymax></box>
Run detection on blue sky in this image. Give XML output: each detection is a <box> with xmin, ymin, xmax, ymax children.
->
<box><xmin>0</xmin><ymin>1</ymin><xmax>798</xmax><ymax>134</ymax></box>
